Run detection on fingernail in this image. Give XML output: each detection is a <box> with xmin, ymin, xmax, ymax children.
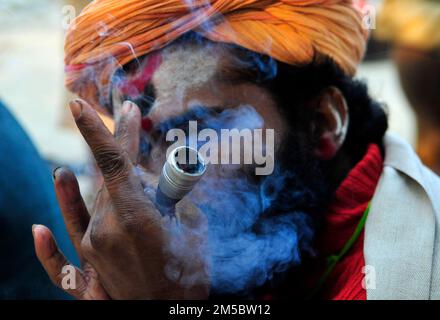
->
<box><xmin>122</xmin><ymin>101</ymin><xmax>133</xmax><ymax>115</ymax></box>
<box><xmin>69</xmin><ymin>99</ymin><xmax>83</xmax><ymax>120</ymax></box>
<box><xmin>32</xmin><ymin>224</ymin><xmax>47</xmax><ymax>241</ymax></box>
<box><xmin>52</xmin><ymin>167</ymin><xmax>62</xmax><ymax>181</ymax></box>
<box><xmin>32</xmin><ymin>224</ymin><xmax>41</xmax><ymax>237</ymax></box>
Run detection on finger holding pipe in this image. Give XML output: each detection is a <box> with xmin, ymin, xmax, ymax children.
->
<box><xmin>69</xmin><ymin>98</ymin><xmax>133</xmax><ymax>186</ymax></box>
<box><xmin>68</xmin><ymin>99</ymin><xmax>152</xmax><ymax>217</ymax></box>
<box><xmin>114</xmin><ymin>101</ymin><xmax>141</xmax><ymax>164</ymax></box>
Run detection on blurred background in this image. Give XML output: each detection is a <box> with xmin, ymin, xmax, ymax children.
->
<box><xmin>0</xmin><ymin>0</ymin><xmax>103</xmax><ymax>201</ymax></box>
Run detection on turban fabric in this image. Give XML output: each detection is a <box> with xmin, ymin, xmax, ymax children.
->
<box><xmin>376</xmin><ymin>0</ymin><xmax>440</xmax><ymax>51</ymax></box>
<box><xmin>65</xmin><ymin>0</ymin><xmax>368</xmax><ymax>111</ymax></box>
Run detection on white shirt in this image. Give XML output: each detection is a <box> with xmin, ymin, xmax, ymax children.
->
<box><xmin>365</xmin><ymin>133</ymin><xmax>440</xmax><ymax>300</ymax></box>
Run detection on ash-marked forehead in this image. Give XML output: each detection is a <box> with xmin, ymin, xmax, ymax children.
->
<box><xmin>152</xmin><ymin>43</ymin><xmax>221</xmax><ymax>101</ymax></box>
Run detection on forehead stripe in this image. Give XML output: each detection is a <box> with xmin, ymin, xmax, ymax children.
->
<box><xmin>119</xmin><ymin>52</ymin><xmax>162</xmax><ymax>97</ymax></box>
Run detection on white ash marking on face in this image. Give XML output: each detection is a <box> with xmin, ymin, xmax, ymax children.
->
<box><xmin>152</xmin><ymin>44</ymin><xmax>220</xmax><ymax>104</ymax></box>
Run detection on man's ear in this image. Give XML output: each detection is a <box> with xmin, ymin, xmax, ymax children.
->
<box><xmin>313</xmin><ymin>86</ymin><xmax>349</xmax><ymax>160</ymax></box>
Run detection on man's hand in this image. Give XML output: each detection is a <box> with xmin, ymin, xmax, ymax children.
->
<box><xmin>32</xmin><ymin>99</ymin><xmax>209</xmax><ymax>300</ymax></box>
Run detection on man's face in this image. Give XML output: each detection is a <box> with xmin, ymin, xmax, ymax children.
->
<box><xmin>111</xmin><ymin>41</ymin><xmax>287</xmax><ymax>178</ymax></box>
<box><xmin>109</xmin><ymin>40</ymin><xmax>330</xmax><ymax>295</ymax></box>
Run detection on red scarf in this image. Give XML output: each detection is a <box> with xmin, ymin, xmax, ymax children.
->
<box><xmin>309</xmin><ymin>143</ymin><xmax>384</xmax><ymax>300</ymax></box>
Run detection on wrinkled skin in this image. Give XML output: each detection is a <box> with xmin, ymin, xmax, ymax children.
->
<box><xmin>33</xmin><ymin>100</ymin><xmax>209</xmax><ymax>299</ymax></box>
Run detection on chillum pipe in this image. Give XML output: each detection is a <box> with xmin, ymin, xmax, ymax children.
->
<box><xmin>156</xmin><ymin>146</ymin><xmax>207</xmax><ymax>216</ymax></box>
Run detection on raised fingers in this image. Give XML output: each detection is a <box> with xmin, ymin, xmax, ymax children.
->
<box><xmin>69</xmin><ymin>99</ymin><xmax>141</xmax><ymax>200</ymax></box>
<box><xmin>115</xmin><ymin>101</ymin><xmax>141</xmax><ymax>163</ymax></box>
<box><xmin>69</xmin><ymin>99</ymin><xmax>156</xmax><ymax>223</ymax></box>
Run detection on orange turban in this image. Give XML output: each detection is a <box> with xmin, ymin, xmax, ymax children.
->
<box><xmin>65</xmin><ymin>0</ymin><xmax>368</xmax><ymax>111</ymax></box>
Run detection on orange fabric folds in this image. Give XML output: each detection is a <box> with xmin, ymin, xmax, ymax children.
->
<box><xmin>65</xmin><ymin>0</ymin><xmax>368</xmax><ymax>110</ymax></box>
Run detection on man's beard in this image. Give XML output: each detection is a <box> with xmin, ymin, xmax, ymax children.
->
<box><xmin>188</xmin><ymin>130</ymin><xmax>331</xmax><ymax>297</ymax></box>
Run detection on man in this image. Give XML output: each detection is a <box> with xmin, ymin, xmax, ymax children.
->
<box><xmin>376</xmin><ymin>0</ymin><xmax>440</xmax><ymax>174</ymax></box>
<box><xmin>32</xmin><ymin>0</ymin><xmax>440</xmax><ymax>300</ymax></box>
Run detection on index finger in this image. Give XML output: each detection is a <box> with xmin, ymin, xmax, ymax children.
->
<box><xmin>69</xmin><ymin>99</ymin><xmax>145</xmax><ymax>206</ymax></box>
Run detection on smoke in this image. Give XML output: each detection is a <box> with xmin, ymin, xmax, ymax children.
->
<box><xmin>82</xmin><ymin>3</ymin><xmax>325</xmax><ymax>297</ymax></box>
<box><xmin>153</xmin><ymin>104</ymin><xmax>323</xmax><ymax>297</ymax></box>
<box><xmin>191</xmin><ymin>169</ymin><xmax>316</xmax><ymax>296</ymax></box>
<box><xmin>110</xmin><ymin>29</ymin><xmax>323</xmax><ymax>297</ymax></box>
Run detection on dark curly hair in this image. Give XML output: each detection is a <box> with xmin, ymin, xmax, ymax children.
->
<box><xmin>223</xmin><ymin>41</ymin><xmax>389</xmax><ymax>163</ymax></box>
<box><xmin>218</xmin><ymin>43</ymin><xmax>389</xmax><ymax>201</ymax></box>
<box><xmin>224</xmin><ymin>53</ymin><xmax>390</xmax><ymax>298</ymax></box>
<box><xmin>269</xmin><ymin>58</ymin><xmax>388</xmax><ymax>161</ymax></box>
